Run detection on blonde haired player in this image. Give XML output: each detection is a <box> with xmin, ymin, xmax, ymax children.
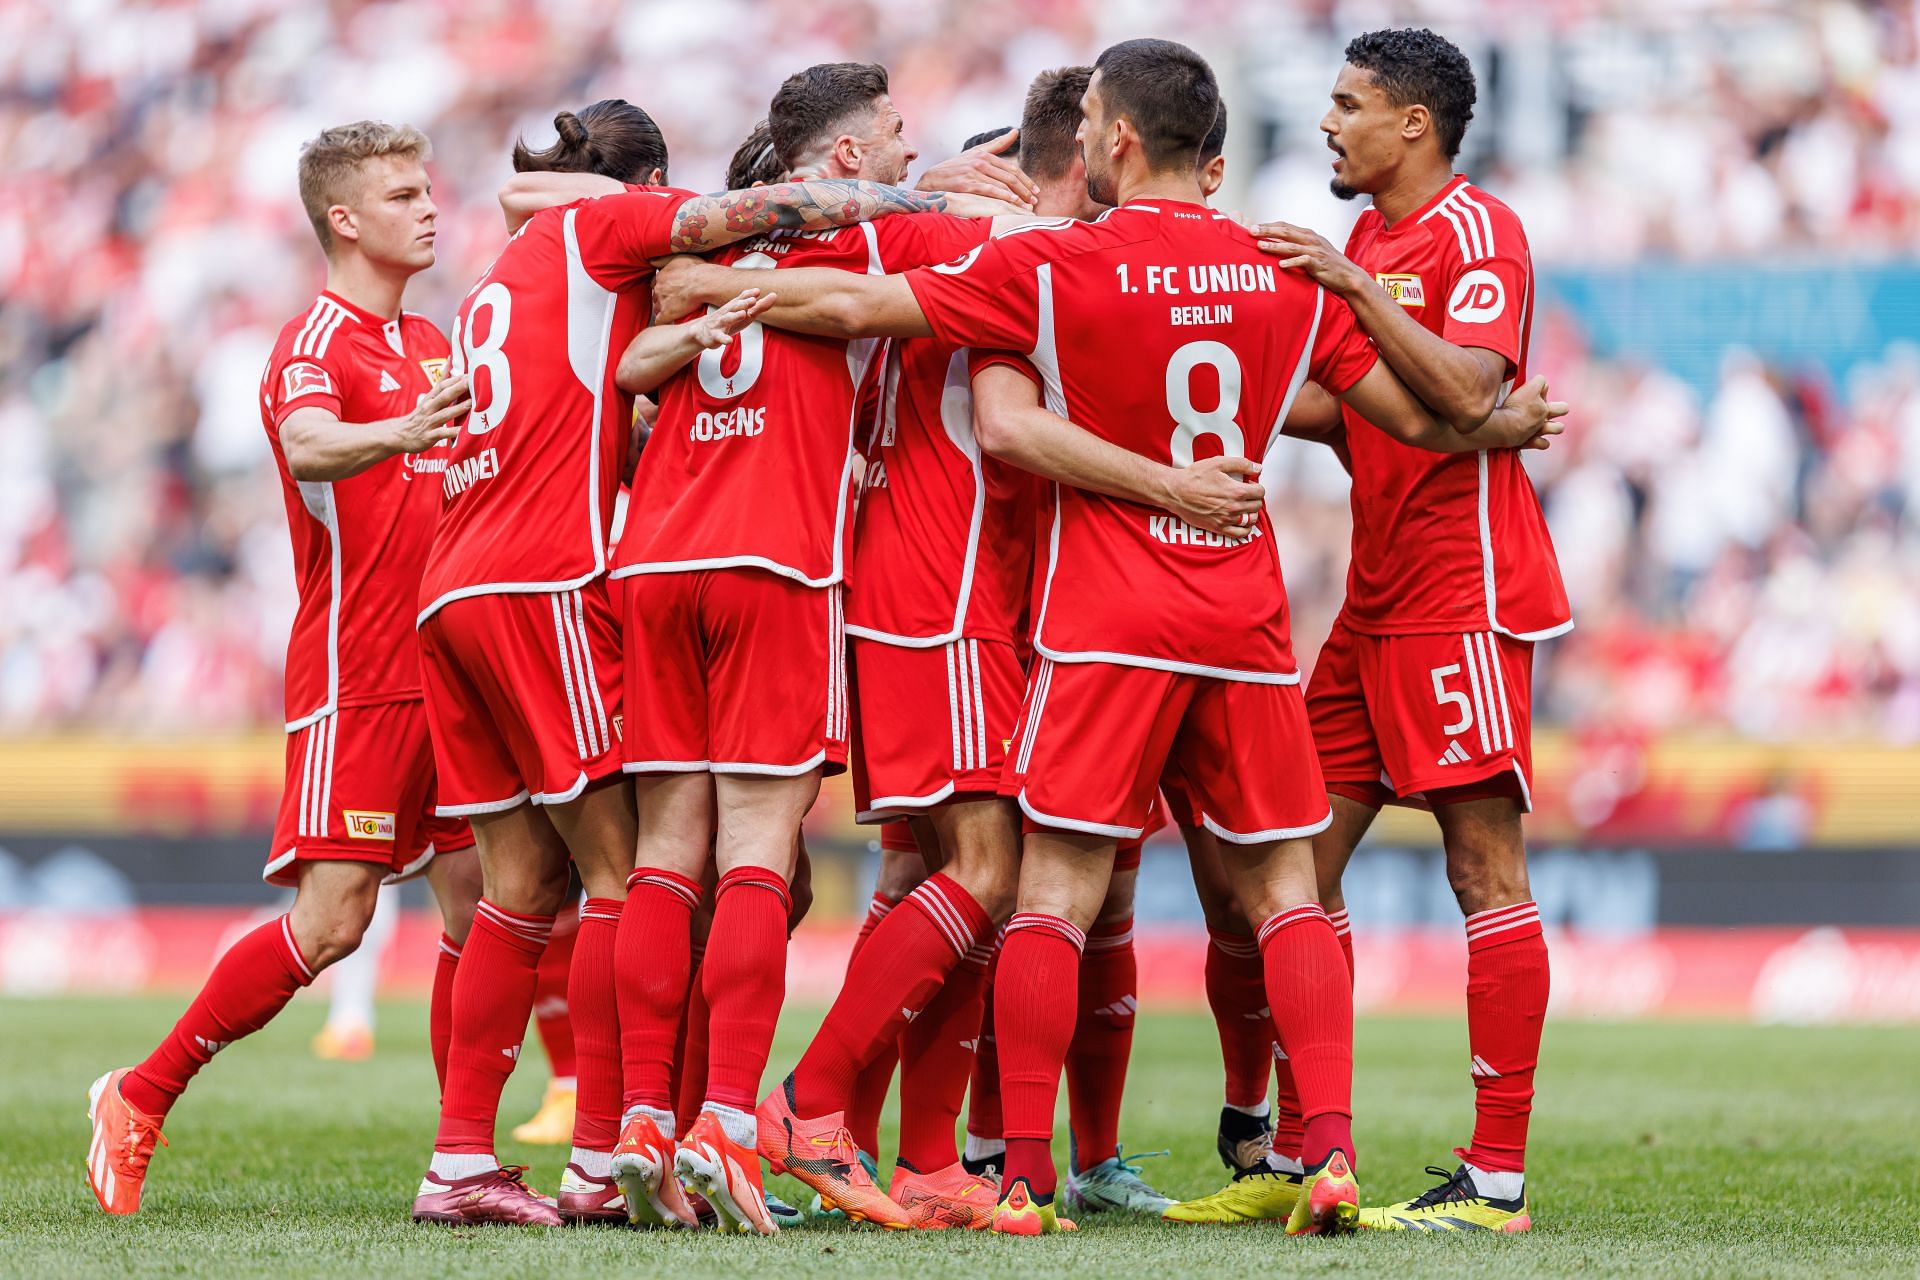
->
<box><xmin>86</xmin><ymin>121</ymin><xmax>483</xmax><ymax>1215</ymax></box>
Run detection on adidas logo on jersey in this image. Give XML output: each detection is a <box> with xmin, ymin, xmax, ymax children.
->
<box><xmin>378</xmin><ymin>369</ymin><xmax>402</xmax><ymax>392</ymax></box>
<box><xmin>1438</xmin><ymin>740</ymin><xmax>1473</xmax><ymax>767</ymax></box>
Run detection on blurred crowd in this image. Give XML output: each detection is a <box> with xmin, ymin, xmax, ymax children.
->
<box><xmin>4</xmin><ymin>0</ymin><xmax>1920</xmax><ymax>740</ymax></box>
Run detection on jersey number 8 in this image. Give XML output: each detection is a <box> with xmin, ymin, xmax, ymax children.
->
<box><xmin>696</xmin><ymin>252</ymin><xmax>778</xmax><ymax>401</ymax></box>
<box><xmin>1166</xmin><ymin>340</ymin><xmax>1245</xmax><ymax>463</ymax></box>
<box><xmin>450</xmin><ymin>282</ymin><xmax>511</xmax><ymax>434</ymax></box>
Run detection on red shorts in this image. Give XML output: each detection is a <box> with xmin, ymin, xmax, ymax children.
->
<box><xmin>1307</xmin><ymin>619</ymin><xmax>1534</xmax><ymax>810</ymax></box>
<box><xmin>267</xmin><ymin>700</ymin><xmax>474</xmax><ymax>887</ymax></box>
<box><xmin>420</xmin><ymin>585</ymin><xmax>625</xmax><ymax>815</ymax></box>
<box><xmin>622</xmin><ymin>568</ymin><xmax>848</xmax><ymax>775</ymax></box>
<box><xmin>850</xmin><ymin>636</ymin><xmax>1025</xmax><ymax>821</ymax></box>
<box><xmin>1005</xmin><ymin>658</ymin><xmax>1330</xmax><ymax>844</ymax></box>
<box><xmin>879</xmin><ymin>819</ymin><xmax>920</xmax><ymax>855</ymax></box>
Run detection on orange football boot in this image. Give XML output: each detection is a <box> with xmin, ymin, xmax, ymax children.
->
<box><xmin>889</xmin><ymin>1160</ymin><xmax>999</xmax><ymax>1230</ymax></box>
<box><xmin>675</xmin><ymin>1112</ymin><xmax>777</xmax><ymax>1235</ymax></box>
<box><xmin>757</xmin><ymin>1077</ymin><xmax>912</xmax><ymax>1229</ymax></box>
<box><xmin>86</xmin><ymin>1070</ymin><xmax>166</xmax><ymax>1215</ymax></box>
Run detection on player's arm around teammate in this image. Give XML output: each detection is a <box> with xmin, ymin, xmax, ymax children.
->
<box><xmin>650</xmin><ymin>257</ymin><xmax>1269</xmax><ymax>540</ymax></box>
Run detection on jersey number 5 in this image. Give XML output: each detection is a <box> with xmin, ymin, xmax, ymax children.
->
<box><xmin>1166</xmin><ymin>340</ymin><xmax>1245</xmax><ymax>463</ymax></box>
<box><xmin>450</xmin><ymin>282</ymin><xmax>511</xmax><ymax>434</ymax></box>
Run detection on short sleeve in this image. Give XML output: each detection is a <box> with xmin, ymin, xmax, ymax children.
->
<box><xmin>570</xmin><ymin>186</ymin><xmax>698</xmax><ymax>291</ymax></box>
<box><xmin>968</xmin><ymin>349</ymin><xmax>1039</xmax><ymax>387</ymax></box>
<box><xmin>875</xmin><ymin>212</ymin><xmax>992</xmax><ymax>273</ymax></box>
<box><xmin>267</xmin><ymin>349</ymin><xmax>346</xmax><ymax>427</ymax></box>
<box><xmin>1436</xmin><ymin>204</ymin><xmax>1528</xmax><ymax>372</ymax></box>
<box><xmin>1308</xmin><ymin>290</ymin><xmax>1378</xmax><ymax>396</ymax></box>
<box><xmin>904</xmin><ymin>236</ymin><xmax>1041</xmax><ymax>353</ymax></box>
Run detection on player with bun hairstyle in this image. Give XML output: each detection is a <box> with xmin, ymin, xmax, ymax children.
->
<box><xmin>409</xmin><ymin>97</ymin><xmax>972</xmax><ymax>1229</ymax></box>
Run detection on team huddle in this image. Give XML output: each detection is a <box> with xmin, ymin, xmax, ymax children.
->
<box><xmin>85</xmin><ymin>30</ymin><xmax>1568</xmax><ymax>1239</ymax></box>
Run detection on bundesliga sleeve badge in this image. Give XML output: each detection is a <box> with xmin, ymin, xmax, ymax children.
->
<box><xmin>281</xmin><ymin>362</ymin><xmax>335</xmax><ymax>401</ymax></box>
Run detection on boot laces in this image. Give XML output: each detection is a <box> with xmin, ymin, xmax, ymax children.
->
<box><xmin>1407</xmin><ymin>1165</ymin><xmax>1475</xmax><ymax>1210</ymax></box>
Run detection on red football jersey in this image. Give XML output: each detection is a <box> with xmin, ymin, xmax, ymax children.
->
<box><xmin>418</xmin><ymin>186</ymin><xmax>694</xmax><ymax>623</ymax></box>
<box><xmin>1338</xmin><ymin>175</ymin><xmax>1571</xmax><ymax>640</ymax></box>
<box><xmin>907</xmin><ymin>201</ymin><xmax>1378</xmax><ymax>682</ymax></box>
<box><xmin>614</xmin><ymin>212</ymin><xmax>988</xmax><ymax>587</ymax></box>
<box><xmin>260</xmin><ymin>292</ymin><xmax>454</xmax><ymax>729</ymax></box>
<box><xmin>845</xmin><ymin>330</ymin><xmax>1041</xmax><ymax>646</ymax></box>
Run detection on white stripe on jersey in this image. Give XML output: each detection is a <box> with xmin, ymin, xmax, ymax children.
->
<box><xmin>1452</xmin><ymin>188</ymin><xmax>1498</xmax><ymax>257</ymax></box>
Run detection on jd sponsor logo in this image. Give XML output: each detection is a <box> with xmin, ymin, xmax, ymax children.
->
<box><xmin>1447</xmin><ymin>269</ymin><xmax>1506</xmax><ymax>323</ymax></box>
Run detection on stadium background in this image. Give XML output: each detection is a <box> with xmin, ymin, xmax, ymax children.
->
<box><xmin>2</xmin><ymin>0</ymin><xmax>1918</xmax><ymax>1032</ymax></box>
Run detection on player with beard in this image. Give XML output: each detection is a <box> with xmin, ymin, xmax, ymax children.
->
<box><xmin>607</xmin><ymin>60</ymin><xmax>1259</xmax><ymax>1235</ymax></box>
<box><xmin>409</xmin><ymin>97</ymin><xmax>977</xmax><ymax>1229</ymax></box>
<box><xmin>653</xmin><ymin>38</ymin><xmax>1564</xmax><ymax>1236</ymax></box>
<box><xmin>85</xmin><ymin>121</ymin><xmax>485</xmax><ymax>1217</ymax></box>
<box><xmin>1234</xmin><ymin>28</ymin><xmax>1566</xmax><ymax>1234</ymax></box>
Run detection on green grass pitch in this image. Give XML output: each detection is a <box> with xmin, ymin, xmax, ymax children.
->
<box><xmin>4</xmin><ymin>995</ymin><xmax>1916</xmax><ymax>1278</ymax></box>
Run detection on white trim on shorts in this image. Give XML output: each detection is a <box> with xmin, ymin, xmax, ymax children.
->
<box><xmin>437</xmin><ymin>789</ymin><xmax>531</xmax><ymax>818</ymax></box>
<box><xmin>1017</xmin><ymin>789</ymin><xmax>1145</xmax><ymax>840</ymax></box>
<box><xmin>1200</xmin><ymin>809</ymin><xmax>1335</xmax><ymax>846</ymax></box>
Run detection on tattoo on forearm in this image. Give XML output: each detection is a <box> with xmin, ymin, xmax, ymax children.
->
<box><xmin>669</xmin><ymin>181</ymin><xmax>948</xmax><ymax>254</ymax></box>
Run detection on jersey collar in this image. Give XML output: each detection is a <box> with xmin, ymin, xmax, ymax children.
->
<box><xmin>318</xmin><ymin>289</ymin><xmax>386</xmax><ymax>327</ymax></box>
<box><xmin>1381</xmin><ymin>174</ymin><xmax>1468</xmax><ymax>232</ymax></box>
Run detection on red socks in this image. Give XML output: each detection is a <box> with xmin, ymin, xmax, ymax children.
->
<box><xmin>897</xmin><ymin>938</ymin><xmax>992</xmax><ymax>1170</ymax></box>
<box><xmin>1266</xmin><ymin>907</ymin><xmax>1355</xmax><ymax>1162</ymax></box>
<box><xmin>1066</xmin><ymin>916</ymin><xmax>1135</xmax><ymax>1169</ymax></box>
<box><xmin>674</xmin><ymin>939</ymin><xmax>709</xmax><ymax>1136</ymax></box>
<box><xmin>1257</xmin><ymin>904</ymin><xmax>1353</xmax><ymax>1168</ymax></box>
<box><xmin>616</xmin><ymin>868</ymin><xmax>700</xmax><ymax>1113</ymax></box>
<box><xmin>430</xmin><ymin>932</ymin><xmax>461</xmax><ymax>1092</ymax></box>
<box><xmin>966</xmin><ymin>942</ymin><xmax>1003</xmax><ymax>1148</ymax></box>
<box><xmin>569</xmin><ymin>898</ymin><xmax>622</xmax><ymax>1152</ymax></box>
<box><xmin>434</xmin><ymin>901</ymin><xmax>555</xmax><ymax>1153</ymax></box>
<box><xmin>701</xmin><ymin>866</ymin><xmax>792</xmax><ymax>1110</ymax></box>
<box><xmin>1204</xmin><ymin>927</ymin><xmax>1272</xmax><ymax>1111</ymax></box>
<box><xmin>996</xmin><ymin>912</ymin><xmax>1085</xmax><ymax>1198</ymax></box>
<box><xmin>1330</xmin><ymin>906</ymin><xmax>1354</xmax><ymax>980</ymax></box>
<box><xmin>1458</xmin><ymin>901</ymin><xmax>1548</xmax><ymax>1173</ymax></box>
<box><xmin>791</xmin><ymin>874</ymin><xmax>991</xmax><ymax>1118</ymax></box>
<box><xmin>124</xmin><ymin>914</ymin><xmax>315</xmax><ymax>1119</ymax></box>
<box><xmin>531</xmin><ymin>912</ymin><xmax>579</xmax><ymax>1084</ymax></box>
<box><xmin>843</xmin><ymin>891</ymin><xmax>902</xmax><ymax>1153</ymax></box>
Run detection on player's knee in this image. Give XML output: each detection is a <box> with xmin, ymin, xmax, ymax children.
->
<box><xmin>300</xmin><ymin>909</ymin><xmax>372</xmax><ymax>972</ymax></box>
<box><xmin>1444</xmin><ymin>854</ymin><xmax>1528</xmax><ymax>916</ymax></box>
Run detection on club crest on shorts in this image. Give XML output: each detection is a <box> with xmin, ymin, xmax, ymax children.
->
<box><xmin>1375</xmin><ymin>273</ymin><xmax>1426</xmax><ymax>307</ymax></box>
<box><xmin>342</xmin><ymin>810</ymin><xmax>397</xmax><ymax>841</ymax></box>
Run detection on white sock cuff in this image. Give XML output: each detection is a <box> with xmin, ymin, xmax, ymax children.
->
<box><xmin>964</xmin><ymin>1134</ymin><xmax>1007</xmax><ymax>1162</ymax></box>
<box><xmin>570</xmin><ymin>1146</ymin><xmax>613</xmax><ymax>1180</ymax></box>
<box><xmin>702</xmin><ymin>1101</ymin><xmax>756</xmax><ymax>1149</ymax></box>
<box><xmin>623</xmin><ymin>1103</ymin><xmax>676</xmax><ymax>1140</ymax></box>
<box><xmin>1464</xmin><ymin>1162</ymin><xmax>1526</xmax><ymax>1200</ymax></box>
<box><xmin>428</xmin><ymin>1151</ymin><xmax>499</xmax><ymax>1181</ymax></box>
<box><xmin>1224</xmin><ymin>1099</ymin><xmax>1272</xmax><ymax>1119</ymax></box>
